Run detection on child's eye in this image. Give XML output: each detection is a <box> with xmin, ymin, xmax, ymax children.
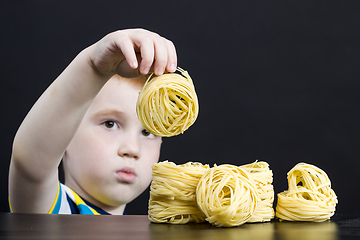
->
<box><xmin>142</xmin><ymin>129</ymin><xmax>156</xmax><ymax>138</ymax></box>
<box><xmin>103</xmin><ymin>120</ymin><xmax>118</xmax><ymax>129</ymax></box>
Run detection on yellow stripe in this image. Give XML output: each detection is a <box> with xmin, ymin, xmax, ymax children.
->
<box><xmin>67</xmin><ymin>188</ymin><xmax>100</xmax><ymax>215</ymax></box>
<box><xmin>8</xmin><ymin>196</ymin><xmax>13</xmax><ymax>213</ymax></box>
<box><xmin>48</xmin><ymin>182</ymin><xmax>60</xmax><ymax>214</ymax></box>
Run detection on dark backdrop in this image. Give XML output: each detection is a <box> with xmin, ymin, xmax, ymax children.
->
<box><xmin>1</xmin><ymin>1</ymin><xmax>359</xmax><ymax>215</ymax></box>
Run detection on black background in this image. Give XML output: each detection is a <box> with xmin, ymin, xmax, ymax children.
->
<box><xmin>1</xmin><ymin>1</ymin><xmax>359</xmax><ymax>215</ymax></box>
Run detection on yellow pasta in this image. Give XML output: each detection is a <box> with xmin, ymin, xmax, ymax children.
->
<box><xmin>275</xmin><ymin>163</ymin><xmax>338</xmax><ymax>222</ymax></box>
<box><xmin>136</xmin><ymin>67</ymin><xmax>199</xmax><ymax>137</ymax></box>
<box><xmin>148</xmin><ymin>161</ymin><xmax>209</xmax><ymax>224</ymax></box>
<box><xmin>240</xmin><ymin>162</ymin><xmax>275</xmax><ymax>223</ymax></box>
<box><xmin>148</xmin><ymin>160</ymin><xmax>275</xmax><ymax>227</ymax></box>
<box><xmin>196</xmin><ymin>164</ymin><xmax>260</xmax><ymax>227</ymax></box>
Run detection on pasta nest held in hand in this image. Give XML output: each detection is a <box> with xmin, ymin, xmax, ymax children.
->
<box><xmin>136</xmin><ymin>67</ymin><xmax>199</xmax><ymax>137</ymax></box>
<box><xmin>196</xmin><ymin>164</ymin><xmax>261</xmax><ymax>227</ymax></box>
<box><xmin>275</xmin><ymin>163</ymin><xmax>338</xmax><ymax>222</ymax></box>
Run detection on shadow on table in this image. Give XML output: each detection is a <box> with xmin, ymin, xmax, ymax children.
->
<box><xmin>149</xmin><ymin>220</ymin><xmax>338</xmax><ymax>240</ymax></box>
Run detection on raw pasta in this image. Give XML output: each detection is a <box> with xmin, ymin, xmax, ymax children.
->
<box><xmin>275</xmin><ymin>163</ymin><xmax>338</xmax><ymax>222</ymax></box>
<box><xmin>196</xmin><ymin>164</ymin><xmax>260</xmax><ymax>227</ymax></box>
<box><xmin>148</xmin><ymin>160</ymin><xmax>275</xmax><ymax>227</ymax></box>
<box><xmin>148</xmin><ymin>161</ymin><xmax>209</xmax><ymax>224</ymax></box>
<box><xmin>136</xmin><ymin>67</ymin><xmax>198</xmax><ymax>137</ymax></box>
<box><xmin>240</xmin><ymin>162</ymin><xmax>275</xmax><ymax>223</ymax></box>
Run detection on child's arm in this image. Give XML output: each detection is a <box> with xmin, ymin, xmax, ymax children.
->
<box><xmin>9</xmin><ymin>29</ymin><xmax>177</xmax><ymax>213</ymax></box>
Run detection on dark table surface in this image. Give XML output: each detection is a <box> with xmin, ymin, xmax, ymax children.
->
<box><xmin>0</xmin><ymin>213</ymin><xmax>359</xmax><ymax>240</ymax></box>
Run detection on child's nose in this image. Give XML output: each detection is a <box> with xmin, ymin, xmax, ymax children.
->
<box><xmin>117</xmin><ymin>134</ymin><xmax>140</xmax><ymax>160</ymax></box>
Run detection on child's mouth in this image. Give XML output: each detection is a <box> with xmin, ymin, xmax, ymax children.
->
<box><xmin>116</xmin><ymin>168</ymin><xmax>137</xmax><ymax>183</ymax></box>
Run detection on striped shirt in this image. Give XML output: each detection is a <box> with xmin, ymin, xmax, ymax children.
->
<box><xmin>10</xmin><ymin>182</ymin><xmax>111</xmax><ymax>215</ymax></box>
<box><xmin>49</xmin><ymin>182</ymin><xmax>110</xmax><ymax>215</ymax></box>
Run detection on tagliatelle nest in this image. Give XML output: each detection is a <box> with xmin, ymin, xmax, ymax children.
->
<box><xmin>240</xmin><ymin>162</ymin><xmax>275</xmax><ymax>223</ymax></box>
<box><xmin>275</xmin><ymin>163</ymin><xmax>338</xmax><ymax>222</ymax></box>
<box><xmin>196</xmin><ymin>165</ymin><xmax>260</xmax><ymax>227</ymax></box>
<box><xmin>136</xmin><ymin>67</ymin><xmax>199</xmax><ymax>137</ymax></box>
<box><xmin>148</xmin><ymin>161</ymin><xmax>209</xmax><ymax>224</ymax></box>
<box><xmin>148</xmin><ymin>161</ymin><xmax>276</xmax><ymax>227</ymax></box>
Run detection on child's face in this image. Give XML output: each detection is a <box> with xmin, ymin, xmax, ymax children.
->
<box><xmin>63</xmin><ymin>76</ymin><xmax>162</xmax><ymax>213</ymax></box>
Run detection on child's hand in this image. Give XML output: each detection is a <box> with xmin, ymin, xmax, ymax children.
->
<box><xmin>89</xmin><ymin>29</ymin><xmax>177</xmax><ymax>78</ymax></box>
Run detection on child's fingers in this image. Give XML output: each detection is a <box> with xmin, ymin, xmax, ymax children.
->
<box><xmin>111</xmin><ymin>29</ymin><xmax>177</xmax><ymax>76</ymax></box>
<box><xmin>150</xmin><ymin>36</ymin><xmax>177</xmax><ymax>75</ymax></box>
<box><xmin>117</xmin><ymin>35</ymin><xmax>139</xmax><ymax>69</ymax></box>
<box><xmin>152</xmin><ymin>36</ymin><xmax>169</xmax><ymax>76</ymax></box>
<box><xmin>138</xmin><ymin>35</ymin><xmax>155</xmax><ymax>75</ymax></box>
<box><xmin>135</xmin><ymin>30</ymin><xmax>177</xmax><ymax>76</ymax></box>
<box><xmin>165</xmin><ymin>39</ymin><xmax>177</xmax><ymax>73</ymax></box>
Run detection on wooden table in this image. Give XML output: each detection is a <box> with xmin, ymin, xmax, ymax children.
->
<box><xmin>0</xmin><ymin>213</ymin><xmax>359</xmax><ymax>239</ymax></box>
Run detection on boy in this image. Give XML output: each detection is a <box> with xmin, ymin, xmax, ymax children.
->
<box><xmin>9</xmin><ymin>28</ymin><xmax>177</xmax><ymax>214</ymax></box>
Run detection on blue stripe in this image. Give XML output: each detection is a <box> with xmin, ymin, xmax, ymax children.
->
<box><xmin>77</xmin><ymin>204</ymin><xmax>97</xmax><ymax>215</ymax></box>
<box><xmin>81</xmin><ymin>197</ymin><xmax>110</xmax><ymax>215</ymax></box>
<box><xmin>50</xmin><ymin>182</ymin><xmax>62</xmax><ymax>214</ymax></box>
<box><xmin>66</xmin><ymin>194</ymin><xmax>79</xmax><ymax>214</ymax></box>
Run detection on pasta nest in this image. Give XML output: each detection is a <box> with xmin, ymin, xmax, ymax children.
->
<box><xmin>148</xmin><ymin>161</ymin><xmax>209</xmax><ymax>224</ymax></box>
<box><xmin>196</xmin><ymin>164</ymin><xmax>261</xmax><ymax>227</ymax></box>
<box><xmin>240</xmin><ymin>162</ymin><xmax>275</xmax><ymax>222</ymax></box>
<box><xmin>136</xmin><ymin>67</ymin><xmax>199</xmax><ymax>137</ymax></box>
<box><xmin>275</xmin><ymin>163</ymin><xmax>338</xmax><ymax>222</ymax></box>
